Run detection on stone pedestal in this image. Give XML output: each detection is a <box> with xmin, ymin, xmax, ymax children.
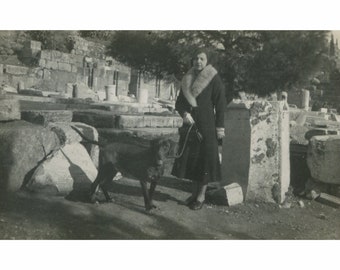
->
<box><xmin>221</xmin><ymin>100</ymin><xmax>290</xmax><ymax>203</ymax></box>
<box><xmin>307</xmin><ymin>135</ymin><xmax>340</xmax><ymax>185</ymax></box>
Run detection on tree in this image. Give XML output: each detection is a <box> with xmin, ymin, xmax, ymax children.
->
<box><xmin>107</xmin><ymin>30</ymin><xmax>330</xmax><ymax>97</ymax></box>
<box><xmin>330</xmin><ymin>34</ymin><xmax>335</xmax><ymax>56</ymax></box>
<box><xmin>241</xmin><ymin>31</ymin><xmax>329</xmax><ymax>96</ymax></box>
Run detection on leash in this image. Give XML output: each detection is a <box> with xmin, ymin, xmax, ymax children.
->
<box><xmin>169</xmin><ymin>123</ymin><xmax>195</xmax><ymax>159</ymax></box>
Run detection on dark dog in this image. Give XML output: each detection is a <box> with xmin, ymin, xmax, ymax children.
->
<box><xmin>71</xmin><ymin>126</ymin><xmax>176</xmax><ymax>211</ymax></box>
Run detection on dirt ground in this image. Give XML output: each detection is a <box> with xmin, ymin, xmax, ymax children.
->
<box><xmin>0</xmin><ymin>176</ymin><xmax>339</xmax><ymax>240</ymax></box>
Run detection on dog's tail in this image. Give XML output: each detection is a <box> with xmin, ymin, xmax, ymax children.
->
<box><xmin>71</xmin><ymin>125</ymin><xmax>104</xmax><ymax>146</ymax></box>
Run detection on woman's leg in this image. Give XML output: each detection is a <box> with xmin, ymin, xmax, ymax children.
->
<box><xmin>196</xmin><ymin>183</ymin><xmax>208</xmax><ymax>203</ymax></box>
<box><xmin>185</xmin><ymin>181</ymin><xmax>199</xmax><ymax>205</ymax></box>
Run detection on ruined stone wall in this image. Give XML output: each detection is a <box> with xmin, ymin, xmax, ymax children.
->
<box><xmin>1</xmin><ymin>36</ymin><xmax>173</xmax><ymax>100</ymax></box>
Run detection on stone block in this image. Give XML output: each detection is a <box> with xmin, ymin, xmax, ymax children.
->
<box><xmin>51</xmin><ymin>50</ymin><xmax>62</xmax><ymax>60</ymax></box>
<box><xmin>222</xmin><ymin>100</ymin><xmax>290</xmax><ymax>203</ymax></box>
<box><xmin>26</xmin><ymin>40</ymin><xmax>41</xmax><ymax>50</ymax></box>
<box><xmin>47</xmin><ymin>122</ymin><xmax>99</xmax><ymax>168</ymax></box>
<box><xmin>40</xmin><ymin>50</ymin><xmax>52</xmax><ymax>60</ymax></box>
<box><xmin>25</xmin><ymin>142</ymin><xmax>97</xmax><ymax>195</ymax></box>
<box><xmin>0</xmin><ymin>120</ymin><xmax>61</xmax><ymax>192</ymax></box>
<box><xmin>57</xmin><ymin>62</ymin><xmax>72</xmax><ymax>72</ymax></box>
<box><xmin>90</xmin><ymin>103</ymin><xmax>143</xmax><ymax>114</ymax></box>
<box><xmin>0</xmin><ymin>64</ymin><xmax>3</xmax><ymax>74</ymax></box>
<box><xmin>21</xmin><ymin>110</ymin><xmax>73</xmax><ymax>126</ymax></box>
<box><xmin>72</xmin><ymin>110</ymin><xmax>117</xmax><ymax>128</ymax></box>
<box><xmin>116</xmin><ymin>114</ymin><xmax>182</xmax><ymax>129</ymax></box>
<box><xmin>330</xmin><ymin>113</ymin><xmax>340</xmax><ymax>122</ymax></box>
<box><xmin>0</xmin><ymin>96</ymin><xmax>21</xmax><ymax>121</ymax></box>
<box><xmin>18</xmin><ymin>89</ymin><xmax>43</xmax><ymax>97</ymax></box>
<box><xmin>316</xmin><ymin>193</ymin><xmax>340</xmax><ymax>208</ymax></box>
<box><xmin>307</xmin><ymin>135</ymin><xmax>340</xmax><ymax>184</ymax></box>
<box><xmin>224</xmin><ymin>183</ymin><xmax>244</xmax><ymax>205</ymax></box>
<box><xmin>19</xmin><ymin>100</ymin><xmax>67</xmax><ymax>111</ymax></box>
<box><xmin>305</xmin><ymin>128</ymin><xmax>338</xmax><ymax>141</ymax></box>
<box><xmin>71</xmin><ymin>64</ymin><xmax>77</xmax><ymax>73</ymax></box>
<box><xmin>5</xmin><ymin>65</ymin><xmax>29</xmax><ymax>75</ymax></box>
<box><xmin>59</xmin><ymin>52</ymin><xmax>70</xmax><ymax>62</ymax></box>
<box><xmin>38</xmin><ymin>59</ymin><xmax>46</xmax><ymax>67</ymax></box>
<box><xmin>45</xmin><ymin>60</ymin><xmax>58</xmax><ymax>70</ymax></box>
<box><xmin>207</xmin><ymin>183</ymin><xmax>244</xmax><ymax>206</ymax></box>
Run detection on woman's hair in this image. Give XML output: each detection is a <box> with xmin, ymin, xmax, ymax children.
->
<box><xmin>190</xmin><ymin>47</ymin><xmax>217</xmax><ymax>67</ymax></box>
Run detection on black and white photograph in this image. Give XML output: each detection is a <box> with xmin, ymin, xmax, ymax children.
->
<box><xmin>0</xmin><ymin>1</ymin><xmax>339</xmax><ymax>270</ymax></box>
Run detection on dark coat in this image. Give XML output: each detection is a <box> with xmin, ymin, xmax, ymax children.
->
<box><xmin>171</xmin><ymin>71</ymin><xmax>226</xmax><ymax>183</ymax></box>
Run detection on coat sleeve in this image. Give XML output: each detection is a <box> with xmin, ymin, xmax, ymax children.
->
<box><xmin>175</xmin><ymin>89</ymin><xmax>191</xmax><ymax>118</ymax></box>
<box><xmin>212</xmin><ymin>75</ymin><xmax>226</xmax><ymax>128</ymax></box>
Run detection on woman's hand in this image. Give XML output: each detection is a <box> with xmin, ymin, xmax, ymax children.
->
<box><xmin>216</xmin><ymin>128</ymin><xmax>225</xmax><ymax>139</ymax></box>
<box><xmin>183</xmin><ymin>112</ymin><xmax>195</xmax><ymax>125</ymax></box>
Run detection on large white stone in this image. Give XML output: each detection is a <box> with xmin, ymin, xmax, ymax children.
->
<box><xmin>222</xmin><ymin>100</ymin><xmax>290</xmax><ymax>203</ymax></box>
<box><xmin>47</xmin><ymin>122</ymin><xmax>99</xmax><ymax>168</ymax></box>
<box><xmin>0</xmin><ymin>121</ymin><xmax>60</xmax><ymax>192</ymax></box>
<box><xmin>26</xmin><ymin>143</ymin><xmax>97</xmax><ymax>195</ymax></box>
<box><xmin>307</xmin><ymin>135</ymin><xmax>340</xmax><ymax>184</ymax></box>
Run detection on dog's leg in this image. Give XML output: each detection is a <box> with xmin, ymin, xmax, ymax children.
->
<box><xmin>97</xmin><ymin>163</ymin><xmax>117</xmax><ymax>203</ymax></box>
<box><xmin>140</xmin><ymin>179</ymin><xmax>152</xmax><ymax>211</ymax></box>
<box><xmin>148</xmin><ymin>180</ymin><xmax>158</xmax><ymax>209</ymax></box>
<box><xmin>89</xmin><ymin>179</ymin><xmax>100</xmax><ymax>203</ymax></box>
<box><xmin>101</xmin><ymin>168</ymin><xmax>118</xmax><ymax>203</ymax></box>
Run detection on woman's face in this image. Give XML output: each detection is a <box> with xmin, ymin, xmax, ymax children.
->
<box><xmin>193</xmin><ymin>52</ymin><xmax>208</xmax><ymax>71</ymax></box>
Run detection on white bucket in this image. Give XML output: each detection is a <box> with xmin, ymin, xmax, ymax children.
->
<box><xmin>105</xmin><ymin>85</ymin><xmax>116</xmax><ymax>101</ymax></box>
<box><xmin>138</xmin><ymin>88</ymin><xmax>148</xmax><ymax>104</ymax></box>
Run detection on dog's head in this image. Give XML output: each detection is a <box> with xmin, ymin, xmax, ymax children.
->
<box><xmin>146</xmin><ymin>138</ymin><xmax>177</xmax><ymax>182</ymax></box>
<box><xmin>150</xmin><ymin>138</ymin><xmax>177</xmax><ymax>165</ymax></box>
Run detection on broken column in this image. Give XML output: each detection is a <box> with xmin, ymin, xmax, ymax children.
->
<box><xmin>105</xmin><ymin>85</ymin><xmax>116</xmax><ymax>102</ymax></box>
<box><xmin>301</xmin><ymin>89</ymin><xmax>310</xmax><ymax>111</ymax></box>
<box><xmin>221</xmin><ymin>100</ymin><xmax>290</xmax><ymax>203</ymax></box>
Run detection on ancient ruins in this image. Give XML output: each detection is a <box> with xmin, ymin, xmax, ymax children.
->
<box><xmin>1</xmin><ymin>36</ymin><xmax>340</xmax><ymax>209</ymax></box>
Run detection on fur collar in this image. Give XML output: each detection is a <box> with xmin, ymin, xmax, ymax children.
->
<box><xmin>181</xmin><ymin>64</ymin><xmax>218</xmax><ymax>107</ymax></box>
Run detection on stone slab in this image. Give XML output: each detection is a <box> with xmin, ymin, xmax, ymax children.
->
<box><xmin>117</xmin><ymin>114</ymin><xmax>182</xmax><ymax>128</ymax></box>
<box><xmin>18</xmin><ymin>89</ymin><xmax>43</xmax><ymax>97</ymax></box>
<box><xmin>21</xmin><ymin>110</ymin><xmax>73</xmax><ymax>126</ymax></box>
<box><xmin>72</xmin><ymin>110</ymin><xmax>117</xmax><ymax>128</ymax></box>
<box><xmin>316</xmin><ymin>193</ymin><xmax>340</xmax><ymax>208</ymax></box>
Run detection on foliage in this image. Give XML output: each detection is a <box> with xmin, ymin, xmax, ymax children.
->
<box><xmin>0</xmin><ymin>31</ymin><xmax>28</xmax><ymax>55</ymax></box>
<box><xmin>246</xmin><ymin>31</ymin><xmax>329</xmax><ymax>96</ymax></box>
<box><xmin>25</xmin><ymin>31</ymin><xmax>77</xmax><ymax>53</ymax></box>
<box><xmin>106</xmin><ymin>30</ymin><xmax>330</xmax><ymax>97</ymax></box>
<box><xmin>78</xmin><ymin>31</ymin><xmax>115</xmax><ymax>46</ymax></box>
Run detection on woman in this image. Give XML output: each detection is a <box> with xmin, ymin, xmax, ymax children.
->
<box><xmin>172</xmin><ymin>48</ymin><xmax>226</xmax><ymax>210</ymax></box>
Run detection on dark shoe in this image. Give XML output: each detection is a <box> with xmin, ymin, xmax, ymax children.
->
<box><xmin>184</xmin><ymin>196</ymin><xmax>196</xmax><ymax>206</ymax></box>
<box><xmin>189</xmin><ymin>200</ymin><xmax>205</xmax><ymax>210</ymax></box>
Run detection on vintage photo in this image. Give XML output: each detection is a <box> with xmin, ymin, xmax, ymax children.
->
<box><xmin>1</xmin><ymin>30</ymin><xmax>339</xmax><ymax>241</ymax></box>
